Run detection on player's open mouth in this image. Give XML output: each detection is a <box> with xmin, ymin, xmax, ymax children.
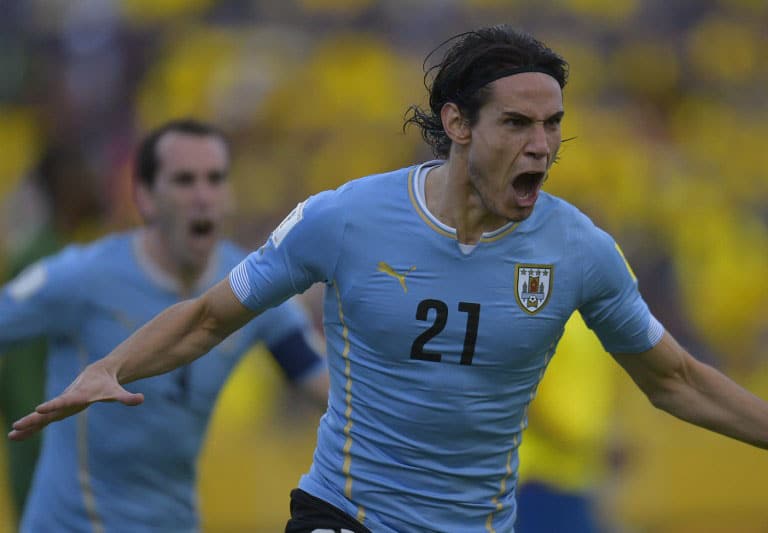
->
<box><xmin>189</xmin><ymin>219</ymin><xmax>215</xmax><ymax>237</ymax></box>
<box><xmin>512</xmin><ymin>171</ymin><xmax>545</xmax><ymax>206</ymax></box>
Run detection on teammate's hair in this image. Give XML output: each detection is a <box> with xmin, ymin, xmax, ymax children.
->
<box><xmin>135</xmin><ymin>119</ymin><xmax>230</xmax><ymax>187</ymax></box>
<box><xmin>404</xmin><ymin>25</ymin><xmax>569</xmax><ymax>158</ymax></box>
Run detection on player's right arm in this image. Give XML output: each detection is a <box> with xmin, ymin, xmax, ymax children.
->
<box><xmin>9</xmin><ymin>279</ymin><xmax>257</xmax><ymax>440</ymax></box>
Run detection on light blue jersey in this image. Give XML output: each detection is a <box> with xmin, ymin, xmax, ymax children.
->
<box><xmin>230</xmin><ymin>162</ymin><xmax>663</xmax><ymax>532</ymax></box>
<box><xmin>0</xmin><ymin>231</ymin><xmax>324</xmax><ymax>533</ymax></box>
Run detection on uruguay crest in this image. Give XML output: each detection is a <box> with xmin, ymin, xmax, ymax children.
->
<box><xmin>515</xmin><ymin>264</ymin><xmax>553</xmax><ymax>315</ymax></box>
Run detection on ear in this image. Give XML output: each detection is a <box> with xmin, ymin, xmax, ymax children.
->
<box><xmin>133</xmin><ymin>181</ymin><xmax>156</xmax><ymax>222</ymax></box>
<box><xmin>440</xmin><ymin>102</ymin><xmax>471</xmax><ymax>147</ymax></box>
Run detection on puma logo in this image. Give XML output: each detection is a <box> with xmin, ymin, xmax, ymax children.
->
<box><xmin>378</xmin><ymin>262</ymin><xmax>416</xmax><ymax>293</ymax></box>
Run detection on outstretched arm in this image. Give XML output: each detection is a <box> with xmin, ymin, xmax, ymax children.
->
<box><xmin>613</xmin><ymin>331</ymin><xmax>768</xmax><ymax>449</ymax></box>
<box><xmin>9</xmin><ymin>279</ymin><xmax>257</xmax><ymax>441</ymax></box>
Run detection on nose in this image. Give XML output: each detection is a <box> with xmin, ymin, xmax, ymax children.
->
<box><xmin>524</xmin><ymin>123</ymin><xmax>550</xmax><ymax>161</ymax></box>
<box><xmin>191</xmin><ymin>178</ymin><xmax>218</xmax><ymax>207</ymax></box>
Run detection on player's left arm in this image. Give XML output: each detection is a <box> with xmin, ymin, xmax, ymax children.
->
<box><xmin>613</xmin><ymin>332</ymin><xmax>768</xmax><ymax>449</ymax></box>
<box><xmin>577</xmin><ymin>220</ymin><xmax>768</xmax><ymax>450</ymax></box>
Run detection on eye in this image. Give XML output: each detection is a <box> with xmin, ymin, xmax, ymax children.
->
<box><xmin>506</xmin><ymin>116</ymin><xmax>529</xmax><ymax>127</ymax></box>
<box><xmin>208</xmin><ymin>171</ymin><xmax>226</xmax><ymax>185</ymax></box>
<box><xmin>172</xmin><ymin>172</ymin><xmax>195</xmax><ymax>186</ymax></box>
<box><xmin>545</xmin><ymin>114</ymin><xmax>563</xmax><ymax>128</ymax></box>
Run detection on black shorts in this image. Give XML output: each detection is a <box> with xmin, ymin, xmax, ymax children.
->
<box><xmin>285</xmin><ymin>488</ymin><xmax>372</xmax><ymax>533</ymax></box>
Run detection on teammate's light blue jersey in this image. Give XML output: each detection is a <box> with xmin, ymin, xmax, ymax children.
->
<box><xmin>230</xmin><ymin>162</ymin><xmax>664</xmax><ymax>532</ymax></box>
<box><xmin>0</xmin><ymin>231</ymin><xmax>324</xmax><ymax>533</ymax></box>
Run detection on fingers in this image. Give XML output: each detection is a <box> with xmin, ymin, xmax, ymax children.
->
<box><xmin>8</xmin><ymin>389</ymin><xmax>144</xmax><ymax>442</ymax></box>
<box><xmin>8</xmin><ymin>428</ymin><xmax>37</xmax><ymax>442</ymax></box>
<box><xmin>35</xmin><ymin>388</ymin><xmax>144</xmax><ymax>414</ymax></box>
<box><xmin>34</xmin><ymin>396</ymin><xmax>76</xmax><ymax>415</ymax></box>
<box><xmin>8</xmin><ymin>410</ymin><xmax>63</xmax><ymax>441</ymax></box>
<box><xmin>92</xmin><ymin>389</ymin><xmax>144</xmax><ymax>407</ymax></box>
<box><xmin>116</xmin><ymin>392</ymin><xmax>144</xmax><ymax>406</ymax></box>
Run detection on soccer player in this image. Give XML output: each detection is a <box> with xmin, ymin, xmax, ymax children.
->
<box><xmin>1</xmin><ymin>119</ymin><xmax>328</xmax><ymax>532</ymax></box>
<box><xmin>10</xmin><ymin>26</ymin><xmax>768</xmax><ymax>533</ymax></box>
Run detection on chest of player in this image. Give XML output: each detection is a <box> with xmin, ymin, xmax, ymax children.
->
<box><xmin>334</xmin><ymin>232</ymin><xmax>580</xmax><ymax>370</ymax></box>
<box><xmin>78</xmin><ymin>288</ymin><xmax>247</xmax><ymax>410</ymax></box>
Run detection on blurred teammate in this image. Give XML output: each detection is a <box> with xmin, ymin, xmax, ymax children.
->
<box><xmin>1</xmin><ymin>119</ymin><xmax>328</xmax><ymax>532</ymax></box>
<box><xmin>10</xmin><ymin>26</ymin><xmax>768</xmax><ymax>533</ymax></box>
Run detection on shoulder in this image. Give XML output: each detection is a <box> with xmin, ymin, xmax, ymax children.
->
<box><xmin>537</xmin><ymin>193</ymin><xmax>611</xmax><ymax>244</ymax></box>
<box><xmin>348</xmin><ymin>164</ymin><xmax>413</xmax><ymax>191</ymax></box>
<box><xmin>325</xmin><ymin>165</ymin><xmax>415</xmax><ymax>206</ymax></box>
<box><xmin>44</xmin><ymin>232</ymin><xmax>133</xmax><ymax>275</ymax></box>
<box><xmin>526</xmin><ymin>194</ymin><xmax>621</xmax><ymax>275</ymax></box>
<box><xmin>522</xmin><ymin>193</ymin><xmax>601</xmax><ymax>244</ymax></box>
<box><xmin>294</xmin><ymin>166</ymin><xmax>414</xmax><ymax>229</ymax></box>
<box><xmin>343</xmin><ymin>166</ymin><xmax>414</xmax><ymax>190</ymax></box>
<box><xmin>6</xmin><ymin>232</ymin><xmax>132</xmax><ymax>300</ymax></box>
<box><xmin>263</xmin><ymin>165</ymin><xmax>415</xmax><ymax>251</ymax></box>
<box><xmin>536</xmin><ymin>193</ymin><xmax>592</xmax><ymax>227</ymax></box>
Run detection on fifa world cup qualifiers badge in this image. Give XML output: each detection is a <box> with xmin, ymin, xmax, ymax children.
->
<box><xmin>271</xmin><ymin>200</ymin><xmax>305</xmax><ymax>248</ymax></box>
<box><xmin>7</xmin><ymin>263</ymin><xmax>47</xmax><ymax>302</ymax></box>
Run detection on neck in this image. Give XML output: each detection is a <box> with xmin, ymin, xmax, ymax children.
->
<box><xmin>139</xmin><ymin>228</ymin><xmax>208</xmax><ymax>293</ymax></box>
<box><xmin>425</xmin><ymin>159</ymin><xmax>510</xmax><ymax>244</ymax></box>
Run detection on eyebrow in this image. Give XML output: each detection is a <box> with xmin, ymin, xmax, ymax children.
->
<box><xmin>171</xmin><ymin>170</ymin><xmax>194</xmax><ymax>179</ymax></box>
<box><xmin>501</xmin><ymin>110</ymin><xmax>565</xmax><ymax>122</ymax></box>
<box><xmin>169</xmin><ymin>168</ymin><xmax>227</xmax><ymax>176</ymax></box>
<box><xmin>208</xmin><ymin>170</ymin><xmax>227</xmax><ymax>180</ymax></box>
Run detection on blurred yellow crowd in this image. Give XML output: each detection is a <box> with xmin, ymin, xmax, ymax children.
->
<box><xmin>0</xmin><ymin>0</ymin><xmax>766</xmax><ymax>531</ymax></box>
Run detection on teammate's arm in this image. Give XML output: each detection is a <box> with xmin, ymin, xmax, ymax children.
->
<box><xmin>267</xmin><ymin>327</ymin><xmax>329</xmax><ymax>408</ymax></box>
<box><xmin>0</xmin><ymin>255</ymin><xmax>84</xmax><ymax>350</ymax></box>
<box><xmin>9</xmin><ymin>278</ymin><xmax>257</xmax><ymax>441</ymax></box>
<box><xmin>613</xmin><ymin>331</ymin><xmax>768</xmax><ymax>449</ymax></box>
<box><xmin>296</xmin><ymin>369</ymin><xmax>329</xmax><ymax>407</ymax></box>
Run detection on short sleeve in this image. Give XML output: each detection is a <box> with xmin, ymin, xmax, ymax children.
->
<box><xmin>229</xmin><ymin>189</ymin><xmax>346</xmax><ymax>313</ymax></box>
<box><xmin>0</xmin><ymin>247</ymin><xmax>86</xmax><ymax>350</ymax></box>
<box><xmin>578</xmin><ymin>226</ymin><xmax>664</xmax><ymax>354</ymax></box>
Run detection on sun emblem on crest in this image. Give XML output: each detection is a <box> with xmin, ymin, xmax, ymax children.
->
<box><xmin>515</xmin><ymin>264</ymin><xmax>553</xmax><ymax>315</ymax></box>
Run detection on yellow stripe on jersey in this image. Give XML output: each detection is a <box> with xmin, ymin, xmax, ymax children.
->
<box><xmin>408</xmin><ymin>167</ymin><xmax>521</xmax><ymax>242</ymax></box>
<box><xmin>407</xmin><ymin>169</ymin><xmax>455</xmax><ymax>239</ymax></box>
<box><xmin>77</xmin><ymin>344</ymin><xmax>105</xmax><ymax>533</ymax></box>
<box><xmin>480</xmin><ymin>222</ymin><xmax>521</xmax><ymax>242</ymax></box>
<box><xmin>614</xmin><ymin>242</ymin><xmax>637</xmax><ymax>282</ymax></box>
<box><xmin>333</xmin><ymin>282</ymin><xmax>367</xmax><ymax>525</ymax></box>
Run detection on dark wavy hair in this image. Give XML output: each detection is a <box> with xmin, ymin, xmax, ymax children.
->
<box><xmin>135</xmin><ymin>118</ymin><xmax>230</xmax><ymax>187</ymax></box>
<box><xmin>404</xmin><ymin>25</ymin><xmax>569</xmax><ymax>158</ymax></box>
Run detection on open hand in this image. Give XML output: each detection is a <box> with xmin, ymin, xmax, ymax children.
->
<box><xmin>8</xmin><ymin>363</ymin><xmax>144</xmax><ymax>441</ymax></box>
